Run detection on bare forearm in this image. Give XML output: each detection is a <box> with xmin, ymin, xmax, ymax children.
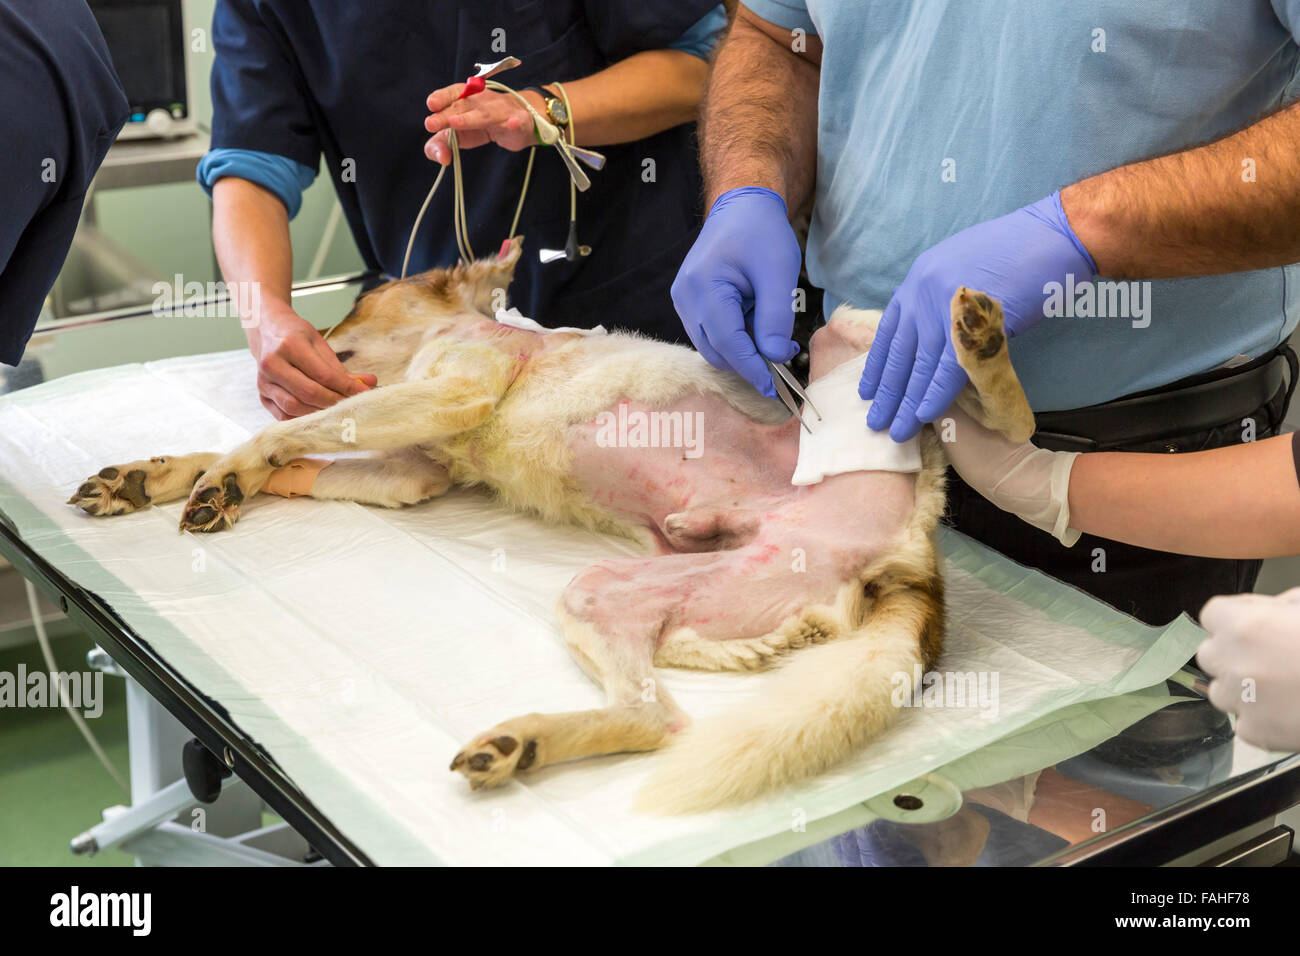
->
<box><xmin>698</xmin><ymin>6</ymin><xmax>820</xmax><ymax>210</ymax></box>
<box><xmin>1062</xmin><ymin>102</ymin><xmax>1300</xmax><ymax>278</ymax></box>
<box><xmin>526</xmin><ymin>49</ymin><xmax>707</xmax><ymax>147</ymax></box>
<box><xmin>211</xmin><ymin>178</ymin><xmax>372</xmax><ymax>418</ymax></box>
<box><xmin>1068</xmin><ymin>435</ymin><xmax>1300</xmax><ymax>558</ymax></box>
<box><xmin>212</xmin><ymin>177</ymin><xmax>295</xmax><ymax>326</ymax></box>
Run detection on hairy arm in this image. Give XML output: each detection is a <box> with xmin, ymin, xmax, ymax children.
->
<box><xmin>698</xmin><ymin>4</ymin><xmax>821</xmax><ymax>210</ymax></box>
<box><xmin>1063</xmin><ymin>102</ymin><xmax>1300</xmax><ymax>278</ymax></box>
<box><xmin>1052</xmin><ymin>105</ymin><xmax>1300</xmax><ymax>556</ymax></box>
<box><xmin>1068</xmin><ymin>434</ymin><xmax>1300</xmax><ymax>559</ymax></box>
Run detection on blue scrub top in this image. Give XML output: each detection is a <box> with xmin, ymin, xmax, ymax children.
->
<box><xmin>0</xmin><ymin>0</ymin><xmax>128</xmax><ymax>366</ymax></box>
<box><xmin>748</xmin><ymin>0</ymin><xmax>1300</xmax><ymax>411</ymax></box>
<box><xmin>209</xmin><ymin>0</ymin><xmax>719</xmax><ymax>342</ymax></box>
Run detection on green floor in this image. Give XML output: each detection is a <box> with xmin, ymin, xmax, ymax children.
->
<box><xmin>0</xmin><ymin>631</ymin><xmax>134</xmax><ymax>866</ymax></box>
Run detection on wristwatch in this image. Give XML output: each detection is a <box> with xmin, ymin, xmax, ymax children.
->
<box><xmin>542</xmin><ymin>89</ymin><xmax>570</xmax><ymax>130</ymax></box>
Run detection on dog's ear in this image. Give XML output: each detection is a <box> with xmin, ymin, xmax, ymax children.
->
<box><xmin>465</xmin><ymin>235</ymin><xmax>525</xmax><ymax>316</ymax></box>
<box><xmin>497</xmin><ymin>234</ymin><xmax>524</xmax><ymax>273</ymax></box>
<box><xmin>474</xmin><ymin>235</ymin><xmax>525</xmax><ymax>281</ymax></box>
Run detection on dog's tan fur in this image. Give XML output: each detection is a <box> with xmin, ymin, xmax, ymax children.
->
<box><xmin>70</xmin><ymin>239</ymin><xmax>1033</xmax><ymax>813</ymax></box>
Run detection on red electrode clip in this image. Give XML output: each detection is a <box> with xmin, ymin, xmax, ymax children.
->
<box><xmin>458</xmin><ymin>75</ymin><xmax>486</xmax><ymax>100</ymax></box>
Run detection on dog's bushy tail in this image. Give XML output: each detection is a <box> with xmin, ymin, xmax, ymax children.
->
<box><xmin>635</xmin><ymin>584</ymin><xmax>935</xmax><ymax>814</ymax></box>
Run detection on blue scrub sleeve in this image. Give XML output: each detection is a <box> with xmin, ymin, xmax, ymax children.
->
<box><xmin>582</xmin><ymin>0</ymin><xmax>724</xmax><ymax>62</ymax></box>
<box><xmin>209</xmin><ymin>0</ymin><xmax>322</xmax><ymax>170</ymax></box>
<box><xmin>1273</xmin><ymin>0</ymin><xmax>1300</xmax><ymax>40</ymax></box>
<box><xmin>667</xmin><ymin>5</ymin><xmax>728</xmax><ymax>59</ymax></box>
<box><xmin>197</xmin><ymin>148</ymin><xmax>318</xmax><ymax>220</ymax></box>
<box><xmin>1272</xmin><ymin>0</ymin><xmax>1300</xmax><ymax>99</ymax></box>
<box><xmin>742</xmin><ymin>0</ymin><xmax>819</xmax><ymax>35</ymax></box>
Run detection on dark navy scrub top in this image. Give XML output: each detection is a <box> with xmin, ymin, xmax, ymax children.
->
<box><xmin>209</xmin><ymin>0</ymin><xmax>719</xmax><ymax>341</ymax></box>
<box><xmin>0</xmin><ymin>0</ymin><xmax>128</xmax><ymax>366</ymax></box>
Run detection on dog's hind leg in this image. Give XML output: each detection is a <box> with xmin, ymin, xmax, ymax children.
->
<box><xmin>450</xmin><ymin>567</ymin><xmax>690</xmax><ymax>790</ymax></box>
<box><xmin>949</xmin><ymin>286</ymin><xmax>1036</xmax><ymax>442</ymax></box>
<box><xmin>638</xmin><ymin>574</ymin><xmax>941</xmax><ymax>814</ymax></box>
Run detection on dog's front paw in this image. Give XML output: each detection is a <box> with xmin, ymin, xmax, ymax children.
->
<box><xmin>450</xmin><ymin>727</ymin><xmax>539</xmax><ymax>790</ymax></box>
<box><xmin>180</xmin><ymin>471</ymin><xmax>244</xmax><ymax>533</ymax></box>
<box><xmin>68</xmin><ymin>466</ymin><xmax>151</xmax><ymax>516</ymax></box>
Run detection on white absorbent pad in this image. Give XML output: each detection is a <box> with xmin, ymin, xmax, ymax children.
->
<box><xmin>791</xmin><ymin>354</ymin><xmax>922</xmax><ymax>486</ymax></box>
<box><xmin>495</xmin><ymin>306</ymin><xmax>606</xmax><ymax>336</ymax></box>
<box><xmin>0</xmin><ymin>352</ymin><xmax>1207</xmax><ymax>866</ymax></box>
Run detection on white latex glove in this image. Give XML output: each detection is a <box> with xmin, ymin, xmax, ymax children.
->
<box><xmin>939</xmin><ymin>405</ymin><xmax>1080</xmax><ymax>546</ymax></box>
<box><xmin>1197</xmin><ymin>587</ymin><xmax>1300</xmax><ymax>753</ymax></box>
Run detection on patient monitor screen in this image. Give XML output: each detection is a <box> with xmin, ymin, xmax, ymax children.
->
<box><xmin>92</xmin><ymin>3</ymin><xmax>180</xmax><ymax>112</ymax></box>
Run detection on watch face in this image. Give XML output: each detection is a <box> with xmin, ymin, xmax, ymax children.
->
<box><xmin>549</xmin><ymin>98</ymin><xmax>570</xmax><ymax>124</ymax></box>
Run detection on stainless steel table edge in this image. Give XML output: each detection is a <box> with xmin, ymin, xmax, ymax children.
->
<box><xmin>0</xmin><ymin>510</ymin><xmax>374</xmax><ymax>867</ymax></box>
<box><xmin>1038</xmin><ymin>750</ymin><xmax>1300</xmax><ymax>866</ymax></box>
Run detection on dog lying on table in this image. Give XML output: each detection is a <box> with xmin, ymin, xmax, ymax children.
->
<box><xmin>67</xmin><ymin>237</ymin><xmax>1033</xmax><ymax>813</ymax></box>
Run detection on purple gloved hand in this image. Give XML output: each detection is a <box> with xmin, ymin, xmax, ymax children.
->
<box><xmin>671</xmin><ymin>187</ymin><xmax>802</xmax><ymax>398</ymax></box>
<box><xmin>860</xmin><ymin>191</ymin><xmax>1097</xmax><ymax>441</ymax></box>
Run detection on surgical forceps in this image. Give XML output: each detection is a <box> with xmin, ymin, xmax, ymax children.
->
<box><xmin>765</xmin><ymin>358</ymin><xmax>822</xmax><ymax>434</ymax></box>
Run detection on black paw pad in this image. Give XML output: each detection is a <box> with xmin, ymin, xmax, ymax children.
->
<box><xmin>221</xmin><ymin>473</ymin><xmax>244</xmax><ymax>505</ymax></box>
<box><xmin>187</xmin><ymin>505</ymin><xmax>218</xmax><ymax>526</ymax></box>
<box><xmin>516</xmin><ymin>739</ymin><xmax>538</xmax><ymax>770</ymax></box>
<box><xmin>118</xmin><ymin>470</ymin><xmax>150</xmax><ymax>509</ymax></box>
<box><xmin>974</xmin><ymin>328</ymin><xmax>1005</xmax><ymax>360</ymax></box>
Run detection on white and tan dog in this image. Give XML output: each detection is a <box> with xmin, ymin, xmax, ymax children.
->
<box><xmin>68</xmin><ymin>238</ymin><xmax>1033</xmax><ymax>813</ymax></box>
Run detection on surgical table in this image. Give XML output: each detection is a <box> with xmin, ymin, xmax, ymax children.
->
<box><xmin>2</xmin><ymin>281</ymin><xmax>1298</xmax><ymax>867</ymax></box>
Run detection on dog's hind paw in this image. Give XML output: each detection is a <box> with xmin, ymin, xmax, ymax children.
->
<box><xmin>951</xmin><ymin>286</ymin><xmax>1006</xmax><ymax>362</ymax></box>
<box><xmin>68</xmin><ymin>466</ymin><xmax>152</xmax><ymax>516</ymax></box>
<box><xmin>450</xmin><ymin>727</ymin><xmax>538</xmax><ymax>790</ymax></box>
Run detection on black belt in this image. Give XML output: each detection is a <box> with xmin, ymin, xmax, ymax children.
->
<box><xmin>1034</xmin><ymin>345</ymin><xmax>1297</xmax><ymax>452</ymax></box>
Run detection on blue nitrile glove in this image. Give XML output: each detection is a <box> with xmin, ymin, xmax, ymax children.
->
<box><xmin>671</xmin><ymin>187</ymin><xmax>802</xmax><ymax>398</ymax></box>
<box><xmin>860</xmin><ymin>191</ymin><xmax>1097</xmax><ymax>441</ymax></box>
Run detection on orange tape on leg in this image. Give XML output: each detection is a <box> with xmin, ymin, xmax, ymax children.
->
<box><xmin>263</xmin><ymin>458</ymin><xmax>334</xmax><ymax>498</ymax></box>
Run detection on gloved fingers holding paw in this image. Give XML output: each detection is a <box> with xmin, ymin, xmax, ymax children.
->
<box><xmin>860</xmin><ymin>191</ymin><xmax>1098</xmax><ymax>442</ymax></box>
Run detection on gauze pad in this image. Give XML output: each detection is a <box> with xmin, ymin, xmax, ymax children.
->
<box><xmin>791</xmin><ymin>355</ymin><xmax>922</xmax><ymax>486</ymax></box>
<box><xmin>495</xmin><ymin>307</ymin><xmax>606</xmax><ymax>337</ymax></box>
